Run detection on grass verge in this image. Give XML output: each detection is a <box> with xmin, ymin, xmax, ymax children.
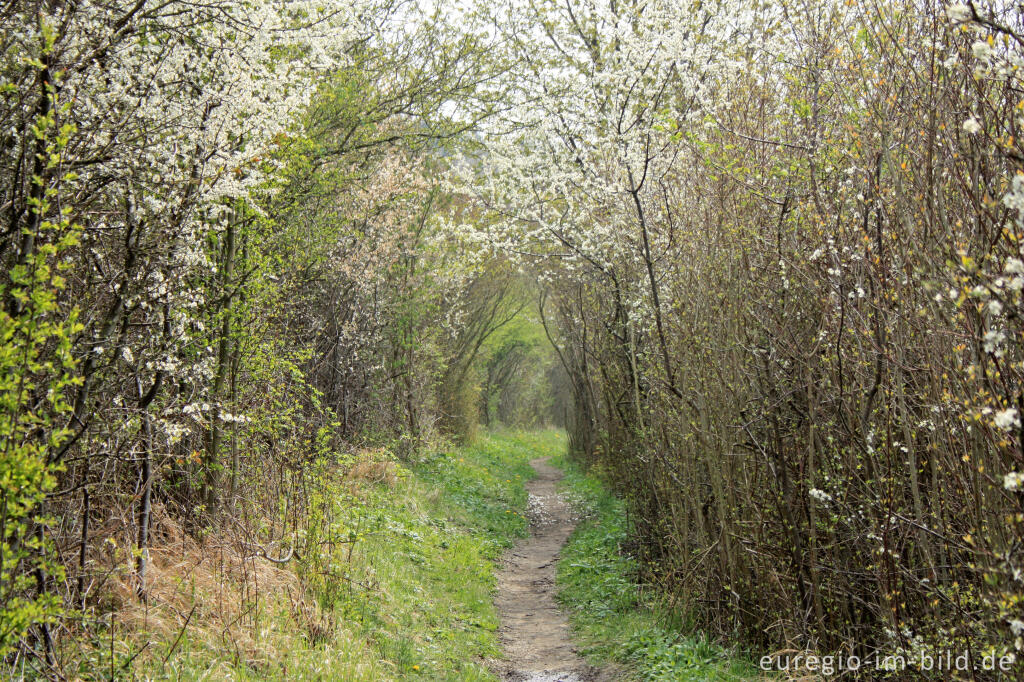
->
<box><xmin>112</xmin><ymin>430</ymin><xmax>563</xmax><ymax>681</ymax></box>
<box><xmin>551</xmin><ymin>451</ymin><xmax>760</xmax><ymax>681</ymax></box>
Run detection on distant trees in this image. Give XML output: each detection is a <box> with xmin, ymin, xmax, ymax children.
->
<box><xmin>479</xmin><ymin>304</ymin><xmax>559</xmax><ymax>428</ymax></box>
<box><xmin>464</xmin><ymin>0</ymin><xmax>1024</xmax><ymax>672</ymax></box>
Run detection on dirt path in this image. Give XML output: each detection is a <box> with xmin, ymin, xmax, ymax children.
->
<box><xmin>493</xmin><ymin>457</ymin><xmax>612</xmax><ymax>682</ymax></box>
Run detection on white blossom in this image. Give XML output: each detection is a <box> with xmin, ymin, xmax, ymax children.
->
<box><xmin>973</xmin><ymin>41</ymin><xmax>993</xmax><ymax>60</ymax></box>
<box><xmin>983</xmin><ymin>329</ymin><xmax>1006</xmax><ymax>355</ymax></box>
<box><xmin>809</xmin><ymin>488</ymin><xmax>833</xmax><ymax>503</ymax></box>
<box><xmin>963</xmin><ymin>117</ymin><xmax>983</xmax><ymax>135</ymax></box>
<box><xmin>994</xmin><ymin>409</ymin><xmax>1020</xmax><ymax>431</ymax></box>
<box><xmin>946</xmin><ymin>3</ymin><xmax>972</xmax><ymax>23</ymax></box>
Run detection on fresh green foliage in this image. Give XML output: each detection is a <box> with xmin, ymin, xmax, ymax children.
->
<box><xmin>0</xmin><ymin>56</ymin><xmax>80</xmax><ymax>656</ymax></box>
<box><xmin>553</xmin><ymin>454</ymin><xmax>758</xmax><ymax>681</ymax></box>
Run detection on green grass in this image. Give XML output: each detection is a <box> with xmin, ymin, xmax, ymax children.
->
<box><xmin>128</xmin><ymin>429</ymin><xmax>563</xmax><ymax>681</ymax></box>
<box><xmin>551</xmin><ymin>451</ymin><xmax>760</xmax><ymax>682</ymax></box>
<box><xmin>112</xmin><ymin>429</ymin><xmax>757</xmax><ymax>681</ymax></box>
<box><xmin>348</xmin><ymin>429</ymin><xmax>555</xmax><ymax>680</ymax></box>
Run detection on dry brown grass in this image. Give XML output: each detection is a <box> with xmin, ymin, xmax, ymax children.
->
<box><xmin>345</xmin><ymin>449</ymin><xmax>399</xmax><ymax>488</ymax></box>
<box><xmin>75</xmin><ymin>502</ymin><xmax>312</xmax><ymax>674</ymax></box>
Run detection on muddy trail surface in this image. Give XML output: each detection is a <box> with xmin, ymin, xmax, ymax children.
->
<box><xmin>493</xmin><ymin>457</ymin><xmax>615</xmax><ymax>682</ymax></box>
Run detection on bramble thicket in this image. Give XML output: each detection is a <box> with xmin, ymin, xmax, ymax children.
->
<box><xmin>3</xmin><ymin>0</ymin><xmax>1024</xmax><ymax>678</ymax></box>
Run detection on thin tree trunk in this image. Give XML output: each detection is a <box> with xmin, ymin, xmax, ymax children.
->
<box><xmin>204</xmin><ymin>214</ymin><xmax>237</xmax><ymax>512</ymax></box>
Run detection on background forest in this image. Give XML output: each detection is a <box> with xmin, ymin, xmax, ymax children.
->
<box><xmin>4</xmin><ymin>0</ymin><xmax>1024</xmax><ymax>679</ymax></box>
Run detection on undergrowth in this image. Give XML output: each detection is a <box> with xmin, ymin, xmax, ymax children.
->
<box><xmin>551</xmin><ymin>452</ymin><xmax>760</xmax><ymax>682</ymax></box>
<box><xmin>84</xmin><ymin>430</ymin><xmax>559</xmax><ymax>681</ymax></box>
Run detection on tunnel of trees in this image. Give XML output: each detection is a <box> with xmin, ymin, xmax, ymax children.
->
<box><xmin>3</xmin><ymin>0</ymin><xmax>1024</xmax><ymax>677</ymax></box>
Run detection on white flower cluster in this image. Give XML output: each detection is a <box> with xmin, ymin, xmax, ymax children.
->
<box><xmin>994</xmin><ymin>408</ymin><xmax>1020</xmax><ymax>432</ymax></box>
<box><xmin>11</xmin><ymin>0</ymin><xmax>369</xmax><ymax>450</ymax></box>
<box><xmin>455</xmin><ymin>0</ymin><xmax>774</xmax><ymax>300</ymax></box>
<box><xmin>1004</xmin><ymin>471</ymin><xmax>1024</xmax><ymax>491</ymax></box>
<box><xmin>808</xmin><ymin>488</ymin><xmax>834</xmax><ymax>504</ymax></box>
<box><xmin>946</xmin><ymin>3</ymin><xmax>973</xmax><ymax>24</ymax></box>
<box><xmin>1005</xmin><ymin>175</ymin><xmax>1024</xmax><ymax>228</ymax></box>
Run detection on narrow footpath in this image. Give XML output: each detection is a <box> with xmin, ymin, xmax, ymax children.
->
<box><xmin>494</xmin><ymin>458</ymin><xmax>612</xmax><ymax>682</ymax></box>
